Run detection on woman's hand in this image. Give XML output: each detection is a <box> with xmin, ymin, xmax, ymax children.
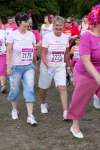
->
<box><xmin>7</xmin><ymin>67</ymin><xmax>12</xmax><ymax>75</ymax></box>
<box><xmin>95</xmin><ymin>74</ymin><xmax>100</xmax><ymax>85</ymax></box>
<box><xmin>42</xmin><ymin>58</ymin><xmax>48</xmax><ymax>68</ymax></box>
<box><xmin>67</xmin><ymin>66</ymin><xmax>72</xmax><ymax>75</ymax></box>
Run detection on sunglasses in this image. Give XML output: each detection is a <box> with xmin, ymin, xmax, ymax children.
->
<box><xmin>66</xmin><ymin>21</ymin><xmax>72</xmax><ymax>23</ymax></box>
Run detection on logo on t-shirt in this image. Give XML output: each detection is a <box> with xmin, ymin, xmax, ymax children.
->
<box><xmin>21</xmin><ymin>48</ymin><xmax>33</xmax><ymax>61</ymax></box>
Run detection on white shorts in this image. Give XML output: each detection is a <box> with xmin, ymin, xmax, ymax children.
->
<box><xmin>38</xmin><ymin>63</ymin><xmax>66</xmax><ymax>89</ymax></box>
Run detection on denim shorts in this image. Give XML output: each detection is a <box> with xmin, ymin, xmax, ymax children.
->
<box><xmin>8</xmin><ymin>64</ymin><xmax>36</xmax><ymax>103</ymax></box>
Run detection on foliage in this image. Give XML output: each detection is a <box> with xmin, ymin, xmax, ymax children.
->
<box><xmin>0</xmin><ymin>0</ymin><xmax>100</xmax><ymax>22</ymax></box>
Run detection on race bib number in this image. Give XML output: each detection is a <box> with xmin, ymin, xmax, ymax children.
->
<box><xmin>48</xmin><ymin>51</ymin><xmax>64</xmax><ymax>63</ymax></box>
<box><xmin>21</xmin><ymin>48</ymin><xmax>33</xmax><ymax>61</ymax></box>
<box><xmin>74</xmin><ymin>51</ymin><xmax>79</xmax><ymax>59</ymax></box>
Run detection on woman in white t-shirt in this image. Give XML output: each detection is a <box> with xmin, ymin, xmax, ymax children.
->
<box><xmin>38</xmin><ymin>16</ymin><xmax>70</xmax><ymax>120</ymax></box>
<box><xmin>6</xmin><ymin>12</ymin><xmax>37</xmax><ymax>126</ymax></box>
<box><xmin>80</xmin><ymin>16</ymin><xmax>89</xmax><ymax>35</ymax></box>
<box><xmin>41</xmin><ymin>15</ymin><xmax>53</xmax><ymax>38</ymax></box>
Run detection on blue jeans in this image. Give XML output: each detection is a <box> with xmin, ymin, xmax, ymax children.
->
<box><xmin>8</xmin><ymin>64</ymin><xmax>36</xmax><ymax>103</ymax></box>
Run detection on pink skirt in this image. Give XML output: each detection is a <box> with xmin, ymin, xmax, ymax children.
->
<box><xmin>0</xmin><ymin>54</ymin><xmax>6</xmax><ymax>76</ymax></box>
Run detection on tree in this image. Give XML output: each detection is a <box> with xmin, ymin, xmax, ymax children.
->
<box><xmin>0</xmin><ymin>0</ymin><xmax>100</xmax><ymax>23</ymax></box>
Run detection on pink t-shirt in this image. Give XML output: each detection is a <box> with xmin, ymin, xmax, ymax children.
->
<box><xmin>0</xmin><ymin>24</ymin><xmax>5</xmax><ymax>30</ymax></box>
<box><xmin>75</xmin><ymin>31</ymin><xmax>100</xmax><ymax>77</ymax></box>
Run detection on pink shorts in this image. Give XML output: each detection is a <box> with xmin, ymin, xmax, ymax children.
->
<box><xmin>0</xmin><ymin>54</ymin><xmax>6</xmax><ymax>76</ymax></box>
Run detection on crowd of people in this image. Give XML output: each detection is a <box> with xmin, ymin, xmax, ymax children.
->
<box><xmin>0</xmin><ymin>4</ymin><xmax>100</xmax><ymax>139</ymax></box>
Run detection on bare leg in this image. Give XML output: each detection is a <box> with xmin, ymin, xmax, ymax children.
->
<box><xmin>0</xmin><ymin>76</ymin><xmax>6</xmax><ymax>92</ymax></box>
<box><xmin>26</xmin><ymin>102</ymin><xmax>37</xmax><ymax>125</ymax></box>
<box><xmin>58</xmin><ymin>86</ymin><xmax>68</xmax><ymax>111</ymax></box>
<box><xmin>70</xmin><ymin>120</ymin><xmax>84</xmax><ymax>138</ymax></box>
<box><xmin>11</xmin><ymin>101</ymin><xmax>18</xmax><ymax>120</ymax></box>
<box><xmin>0</xmin><ymin>76</ymin><xmax>6</xmax><ymax>86</ymax></box>
<box><xmin>39</xmin><ymin>88</ymin><xmax>48</xmax><ymax>103</ymax></box>
<box><xmin>39</xmin><ymin>88</ymin><xmax>48</xmax><ymax>114</ymax></box>
<box><xmin>72</xmin><ymin>120</ymin><xmax>80</xmax><ymax>132</ymax></box>
<box><xmin>26</xmin><ymin>103</ymin><xmax>33</xmax><ymax>116</ymax></box>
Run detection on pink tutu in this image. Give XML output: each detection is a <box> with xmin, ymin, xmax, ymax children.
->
<box><xmin>0</xmin><ymin>54</ymin><xmax>6</xmax><ymax>76</ymax></box>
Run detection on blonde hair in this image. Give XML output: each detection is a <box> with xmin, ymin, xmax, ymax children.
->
<box><xmin>53</xmin><ymin>16</ymin><xmax>65</xmax><ymax>25</ymax></box>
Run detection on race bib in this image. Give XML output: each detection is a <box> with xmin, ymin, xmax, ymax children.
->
<box><xmin>74</xmin><ymin>51</ymin><xmax>79</xmax><ymax>59</ymax></box>
<box><xmin>21</xmin><ymin>48</ymin><xmax>33</xmax><ymax>61</ymax></box>
<box><xmin>48</xmin><ymin>51</ymin><xmax>64</xmax><ymax>63</ymax></box>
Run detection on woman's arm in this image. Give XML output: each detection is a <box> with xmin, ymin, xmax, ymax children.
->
<box><xmin>6</xmin><ymin>43</ymin><xmax>13</xmax><ymax>75</ymax></box>
<box><xmin>42</xmin><ymin>47</ymin><xmax>48</xmax><ymax>67</ymax></box>
<box><xmin>81</xmin><ymin>55</ymin><xmax>100</xmax><ymax>84</ymax></box>
<box><xmin>65</xmin><ymin>48</ymin><xmax>72</xmax><ymax>74</ymax></box>
<box><xmin>65</xmin><ymin>48</ymin><xmax>72</xmax><ymax>69</ymax></box>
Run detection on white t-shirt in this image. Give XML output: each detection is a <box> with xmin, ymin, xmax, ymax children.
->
<box><xmin>5</xmin><ymin>26</ymin><xmax>14</xmax><ymax>41</ymax></box>
<box><xmin>7</xmin><ymin>29</ymin><xmax>36</xmax><ymax>66</ymax></box>
<box><xmin>5</xmin><ymin>28</ymin><xmax>13</xmax><ymax>37</ymax></box>
<box><xmin>73</xmin><ymin>45</ymin><xmax>80</xmax><ymax>60</ymax></box>
<box><xmin>0</xmin><ymin>29</ymin><xmax>6</xmax><ymax>55</ymax></box>
<box><xmin>41</xmin><ymin>24</ymin><xmax>53</xmax><ymax>37</ymax></box>
<box><xmin>42</xmin><ymin>32</ymin><xmax>69</xmax><ymax>67</ymax></box>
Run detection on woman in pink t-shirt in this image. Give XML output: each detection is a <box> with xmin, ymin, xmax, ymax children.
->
<box><xmin>67</xmin><ymin>4</ymin><xmax>100</xmax><ymax>138</ymax></box>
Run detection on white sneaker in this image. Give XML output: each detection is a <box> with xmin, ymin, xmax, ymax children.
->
<box><xmin>70</xmin><ymin>127</ymin><xmax>84</xmax><ymax>139</ymax></box>
<box><xmin>93</xmin><ymin>95</ymin><xmax>100</xmax><ymax>109</ymax></box>
<box><xmin>11</xmin><ymin>109</ymin><xmax>18</xmax><ymax>120</ymax></box>
<box><xmin>63</xmin><ymin>110</ymin><xmax>68</xmax><ymax>120</ymax></box>
<box><xmin>40</xmin><ymin>103</ymin><xmax>48</xmax><ymax>114</ymax></box>
<box><xmin>27</xmin><ymin>114</ymin><xmax>37</xmax><ymax>126</ymax></box>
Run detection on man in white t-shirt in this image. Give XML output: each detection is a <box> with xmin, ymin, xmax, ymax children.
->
<box><xmin>38</xmin><ymin>16</ymin><xmax>70</xmax><ymax>120</ymax></box>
